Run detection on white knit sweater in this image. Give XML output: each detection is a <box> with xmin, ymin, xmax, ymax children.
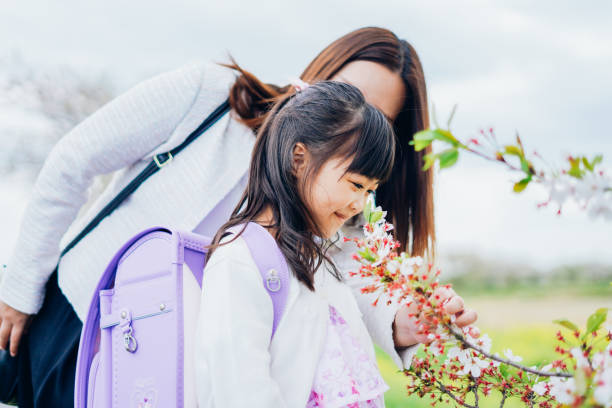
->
<box><xmin>0</xmin><ymin>61</ymin><xmax>416</xmax><ymax>369</ymax></box>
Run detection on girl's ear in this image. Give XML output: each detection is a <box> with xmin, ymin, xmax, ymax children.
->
<box><xmin>292</xmin><ymin>142</ymin><xmax>309</xmax><ymax>177</ymax></box>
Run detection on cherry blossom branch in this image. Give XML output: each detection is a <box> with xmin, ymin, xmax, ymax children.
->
<box><xmin>434</xmin><ymin>379</ymin><xmax>477</xmax><ymax>408</ymax></box>
<box><xmin>410</xmin><ymin>125</ymin><xmax>611</xmax><ymax>220</ymax></box>
<box><xmin>352</xmin><ymin>198</ymin><xmax>612</xmax><ymax>406</ymax></box>
<box><xmin>446</xmin><ymin>325</ymin><xmax>573</xmax><ymax>378</ymax></box>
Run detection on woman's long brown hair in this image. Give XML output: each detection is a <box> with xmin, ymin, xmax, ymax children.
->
<box><xmin>224</xmin><ymin>27</ymin><xmax>435</xmax><ymax>259</ymax></box>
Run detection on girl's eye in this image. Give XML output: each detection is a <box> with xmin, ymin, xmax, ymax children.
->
<box><xmin>352</xmin><ymin>181</ymin><xmax>376</xmax><ymax>195</ymax></box>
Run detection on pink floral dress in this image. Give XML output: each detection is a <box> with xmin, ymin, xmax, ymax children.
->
<box><xmin>306</xmin><ymin>305</ymin><xmax>388</xmax><ymax>408</ymax></box>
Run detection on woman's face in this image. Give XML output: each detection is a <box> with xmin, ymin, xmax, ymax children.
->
<box><xmin>331</xmin><ymin>60</ymin><xmax>406</xmax><ymax>122</ymax></box>
<box><xmin>293</xmin><ymin>144</ymin><xmax>379</xmax><ymax>239</ymax></box>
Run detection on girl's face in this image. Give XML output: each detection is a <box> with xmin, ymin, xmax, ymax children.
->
<box><xmin>294</xmin><ymin>144</ymin><xmax>379</xmax><ymax>239</ymax></box>
<box><xmin>331</xmin><ymin>60</ymin><xmax>406</xmax><ymax>122</ymax></box>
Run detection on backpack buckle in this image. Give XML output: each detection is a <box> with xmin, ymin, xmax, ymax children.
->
<box><xmin>153</xmin><ymin>152</ymin><xmax>173</xmax><ymax>168</ymax></box>
<box><xmin>123</xmin><ymin>327</ymin><xmax>138</xmax><ymax>353</ymax></box>
<box><xmin>119</xmin><ymin>308</ymin><xmax>138</xmax><ymax>353</ymax></box>
<box><xmin>266</xmin><ymin>269</ymin><xmax>281</xmax><ymax>292</ymax></box>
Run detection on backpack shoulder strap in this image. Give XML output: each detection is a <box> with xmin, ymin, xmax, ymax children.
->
<box><xmin>227</xmin><ymin>223</ymin><xmax>290</xmax><ymax>339</ymax></box>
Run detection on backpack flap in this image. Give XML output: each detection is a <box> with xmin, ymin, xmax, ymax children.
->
<box><xmin>74</xmin><ymin>227</ymin><xmax>211</xmax><ymax>408</ymax></box>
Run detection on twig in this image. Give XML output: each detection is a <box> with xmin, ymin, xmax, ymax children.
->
<box><xmin>447</xmin><ymin>325</ymin><xmax>572</xmax><ymax>378</ymax></box>
<box><xmin>473</xmin><ymin>381</ymin><xmax>479</xmax><ymax>408</ymax></box>
<box><xmin>499</xmin><ymin>389</ymin><xmax>508</xmax><ymax>408</ymax></box>
<box><xmin>434</xmin><ymin>379</ymin><xmax>476</xmax><ymax>408</ymax></box>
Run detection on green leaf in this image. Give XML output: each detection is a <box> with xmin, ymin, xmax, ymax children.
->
<box><xmin>593</xmin><ymin>154</ymin><xmax>603</xmax><ymax>166</ymax></box>
<box><xmin>520</xmin><ymin>157</ymin><xmax>530</xmax><ymax>174</ymax></box>
<box><xmin>513</xmin><ymin>177</ymin><xmax>531</xmax><ymax>193</ymax></box>
<box><xmin>504</xmin><ymin>145</ymin><xmax>522</xmax><ymax>157</ymax></box>
<box><xmin>568</xmin><ymin>157</ymin><xmax>584</xmax><ymax>179</ymax></box>
<box><xmin>582</xmin><ymin>157</ymin><xmax>594</xmax><ymax>172</ymax></box>
<box><xmin>358</xmin><ymin>248</ymin><xmax>376</xmax><ymax>262</ymax></box>
<box><xmin>438</xmin><ymin>149</ymin><xmax>459</xmax><ymax>169</ymax></box>
<box><xmin>499</xmin><ymin>363</ymin><xmax>510</xmax><ymax>380</ymax></box>
<box><xmin>433</xmin><ymin>129</ymin><xmax>459</xmax><ymax>147</ymax></box>
<box><xmin>363</xmin><ymin>199</ymin><xmax>372</xmax><ymax>224</ymax></box>
<box><xmin>422</xmin><ymin>153</ymin><xmax>438</xmax><ymax>171</ymax></box>
<box><xmin>369</xmin><ymin>211</ymin><xmax>382</xmax><ymax>224</ymax></box>
<box><xmin>585</xmin><ymin>308</ymin><xmax>608</xmax><ymax>335</ymax></box>
<box><xmin>413</xmin><ymin>130</ymin><xmax>437</xmax><ymax>141</ymax></box>
<box><xmin>553</xmin><ymin>319</ymin><xmax>579</xmax><ymax>332</ymax></box>
<box><xmin>411</xmin><ymin>130</ymin><xmax>437</xmax><ymax>151</ymax></box>
<box><xmin>411</xmin><ymin>139</ymin><xmax>433</xmax><ymax>151</ymax></box>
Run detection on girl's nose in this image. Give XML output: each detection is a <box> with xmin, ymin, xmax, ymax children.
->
<box><xmin>349</xmin><ymin>195</ymin><xmax>366</xmax><ymax>215</ymax></box>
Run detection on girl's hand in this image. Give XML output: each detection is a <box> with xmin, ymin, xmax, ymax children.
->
<box><xmin>0</xmin><ymin>300</ymin><xmax>32</xmax><ymax>357</ymax></box>
<box><xmin>392</xmin><ymin>287</ymin><xmax>478</xmax><ymax>348</ymax></box>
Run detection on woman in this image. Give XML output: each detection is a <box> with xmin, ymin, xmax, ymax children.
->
<box><xmin>0</xmin><ymin>27</ymin><xmax>476</xmax><ymax>406</ymax></box>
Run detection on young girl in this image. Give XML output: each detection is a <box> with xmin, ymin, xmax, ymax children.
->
<box><xmin>195</xmin><ymin>81</ymin><xmax>396</xmax><ymax>407</ymax></box>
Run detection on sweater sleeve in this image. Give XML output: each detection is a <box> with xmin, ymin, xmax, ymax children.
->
<box><xmin>0</xmin><ymin>63</ymin><xmax>206</xmax><ymax>314</ymax></box>
<box><xmin>194</xmin><ymin>238</ymin><xmax>288</xmax><ymax>408</ymax></box>
<box><xmin>328</xmin><ymin>226</ymin><xmax>420</xmax><ymax>370</ymax></box>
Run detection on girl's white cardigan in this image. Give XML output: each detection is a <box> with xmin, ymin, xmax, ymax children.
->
<box><xmin>195</xmin><ymin>236</ymin><xmax>376</xmax><ymax>407</ymax></box>
<box><xmin>0</xmin><ymin>61</ymin><xmax>416</xmax><ymax>369</ymax></box>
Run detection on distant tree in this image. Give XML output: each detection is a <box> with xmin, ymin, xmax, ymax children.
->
<box><xmin>0</xmin><ymin>54</ymin><xmax>114</xmax><ymax>176</ymax></box>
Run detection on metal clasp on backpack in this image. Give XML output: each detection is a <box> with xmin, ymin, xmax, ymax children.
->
<box><xmin>123</xmin><ymin>326</ymin><xmax>138</xmax><ymax>353</ymax></box>
<box><xmin>119</xmin><ymin>308</ymin><xmax>138</xmax><ymax>353</ymax></box>
<box><xmin>266</xmin><ymin>269</ymin><xmax>281</xmax><ymax>292</ymax></box>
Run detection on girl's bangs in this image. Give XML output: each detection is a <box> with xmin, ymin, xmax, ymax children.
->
<box><xmin>344</xmin><ymin>108</ymin><xmax>395</xmax><ymax>182</ymax></box>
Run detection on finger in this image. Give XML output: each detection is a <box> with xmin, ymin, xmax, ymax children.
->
<box><xmin>455</xmin><ymin>309</ymin><xmax>478</xmax><ymax>327</ymax></box>
<box><xmin>0</xmin><ymin>320</ymin><xmax>11</xmax><ymax>351</ymax></box>
<box><xmin>443</xmin><ymin>296</ymin><xmax>465</xmax><ymax>315</ymax></box>
<box><xmin>467</xmin><ymin>326</ymin><xmax>481</xmax><ymax>338</ymax></box>
<box><xmin>9</xmin><ymin>322</ymin><xmax>25</xmax><ymax>357</ymax></box>
<box><xmin>432</xmin><ymin>286</ymin><xmax>457</xmax><ymax>303</ymax></box>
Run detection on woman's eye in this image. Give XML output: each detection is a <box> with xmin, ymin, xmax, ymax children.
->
<box><xmin>352</xmin><ymin>182</ymin><xmax>364</xmax><ymax>190</ymax></box>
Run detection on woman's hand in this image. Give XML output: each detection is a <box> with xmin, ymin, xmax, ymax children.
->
<box><xmin>0</xmin><ymin>300</ymin><xmax>32</xmax><ymax>357</ymax></box>
<box><xmin>392</xmin><ymin>287</ymin><xmax>478</xmax><ymax>348</ymax></box>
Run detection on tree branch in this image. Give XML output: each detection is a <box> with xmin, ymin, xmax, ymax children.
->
<box><xmin>499</xmin><ymin>389</ymin><xmax>508</xmax><ymax>408</ymax></box>
<box><xmin>434</xmin><ymin>379</ymin><xmax>477</xmax><ymax>408</ymax></box>
<box><xmin>446</xmin><ymin>325</ymin><xmax>572</xmax><ymax>378</ymax></box>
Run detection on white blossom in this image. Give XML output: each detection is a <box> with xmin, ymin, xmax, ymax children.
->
<box><xmin>474</xmin><ymin>334</ymin><xmax>492</xmax><ymax>353</ymax></box>
<box><xmin>532</xmin><ymin>381</ymin><xmax>549</xmax><ymax>396</ymax></box>
<box><xmin>503</xmin><ymin>348</ymin><xmax>523</xmax><ymax>363</ymax></box>
<box><xmin>541</xmin><ymin>176</ymin><xmax>573</xmax><ymax>208</ymax></box>
<box><xmin>457</xmin><ymin>352</ymin><xmax>489</xmax><ymax>378</ymax></box>
<box><xmin>548</xmin><ymin>377</ymin><xmax>576</xmax><ymax>405</ymax></box>
<box><xmin>538</xmin><ymin>170</ymin><xmax>612</xmax><ymax>220</ymax></box>
<box><xmin>570</xmin><ymin>347</ymin><xmax>590</xmax><ymax>369</ymax></box>
<box><xmin>593</xmin><ymin>345</ymin><xmax>612</xmax><ymax>407</ymax></box>
<box><xmin>593</xmin><ymin>367</ymin><xmax>612</xmax><ymax>407</ymax></box>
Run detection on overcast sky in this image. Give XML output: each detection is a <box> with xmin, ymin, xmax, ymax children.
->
<box><xmin>1</xmin><ymin>0</ymin><xmax>611</xmax><ymax>269</ymax></box>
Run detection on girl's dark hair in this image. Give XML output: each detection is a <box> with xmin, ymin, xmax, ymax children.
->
<box><xmin>209</xmin><ymin>81</ymin><xmax>395</xmax><ymax>290</ymax></box>
<box><xmin>223</xmin><ymin>26</ymin><xmax>435</xmax><ymax>259</ymax></box>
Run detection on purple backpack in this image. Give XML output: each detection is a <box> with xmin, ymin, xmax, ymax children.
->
<box><xmin>74</xmin><ymin>223</ymin><xmax>290</xmax><ymax>408</ymax></box>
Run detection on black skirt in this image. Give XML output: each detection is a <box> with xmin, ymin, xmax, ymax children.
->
<box><xmin>13</xmin><ymin>271</ymin><xmax>81</xmax><ymax>408</ymax></box>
